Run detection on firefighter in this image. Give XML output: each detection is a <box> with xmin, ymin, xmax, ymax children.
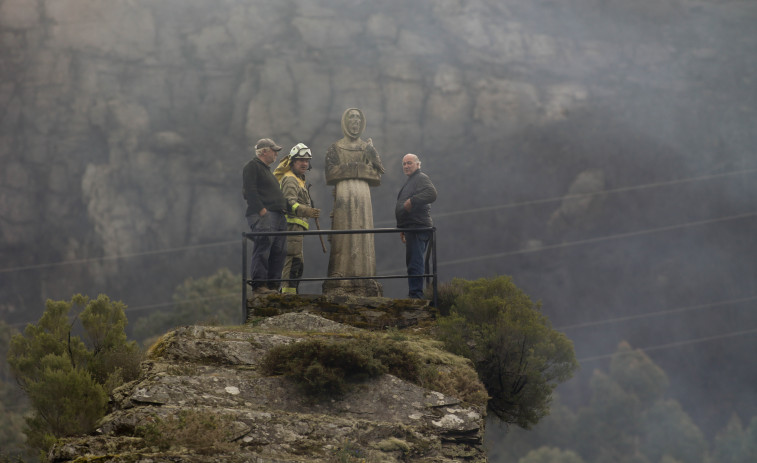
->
<box><xmin>274</xmin><ymin>143</ymin><xmax>321</xmax><ymax>294</ymax></box>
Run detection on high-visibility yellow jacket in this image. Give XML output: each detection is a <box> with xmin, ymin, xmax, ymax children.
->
<box><xmin>280</xmin><ymin>170</ymin><xmax>313</xmax><ymax>230</ymax></box>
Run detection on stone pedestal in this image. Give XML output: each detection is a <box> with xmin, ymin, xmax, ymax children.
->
<box><xmin>247</xmin><ymin>293</ymin><xmax>433</xmax><ymax>329</ymax></box>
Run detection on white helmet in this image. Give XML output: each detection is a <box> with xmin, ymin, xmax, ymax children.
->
<box><xmin>288</xmin><ymin>143</ymin><xmax>312</xmax><ymax>160</ymax></box>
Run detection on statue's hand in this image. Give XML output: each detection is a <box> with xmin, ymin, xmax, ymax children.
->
<box><xmin>364</xmin><ymin>143</ymin><xmax>385</xmax><ymax>174</ymax></box>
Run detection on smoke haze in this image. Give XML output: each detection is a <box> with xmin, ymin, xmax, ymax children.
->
<box><xmin>1</xmin><ymin>0</ymin><xmax>756</xmax><ymax>448</ymax></box>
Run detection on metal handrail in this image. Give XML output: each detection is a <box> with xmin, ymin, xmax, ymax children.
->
<box><xmin>242</xmin><ymin>226</ymin><xmax>437</xmax><ymax>321</ymax></box>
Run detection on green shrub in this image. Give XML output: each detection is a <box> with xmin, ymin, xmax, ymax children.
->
<box><xmin>431</xmin><ymin>366</ymin><xmax>490</xmax><ymax>406</ymax></box>
<box><xmin>434</xmin><ymin>279</ymin><xmax>466</xmax><ymax>316</ymax></box>
<box><xmin>24</xmin><ymin>355</ymin><xmax>107</xmax><ymax>438</ymax></box>
<box><xmin>7</xmin><ymin>294</ymin><xmax>143</xmax><ymax>454</ymax></box>
<box><xmin>0</xmin><ymin>321</ymin><xmax>28</xmax><ymax>460</ymax></box>
<box><xmin>261</xmin><ymin>337</ymin><xmax>426</xmax><ymax>396</ymax></box>
<box><xmin>436</xmin><ymin>276</ymin><xmax>578</xmax><ymax>428</ymax></box>
<box><xmin>332</xmin><ymin>440</ymin><xmax>367</xmax><ymax>462</ymax></box>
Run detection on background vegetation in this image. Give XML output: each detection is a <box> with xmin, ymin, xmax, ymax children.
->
<box><xmin>0</xmin><ymin>320</ymin><xmax>27</xmax><ymax>461</ymax></box>
<box><xmin>4</xmin><ymin>273</ymin><xmax>757</xmax><ymax>462</ymax></box>
<box><xmin>436</xmin><ymin>276</ymin><xmax>579</xmax><ymax>428</ymax></box>
<box><xmin>132</xmin><ymin>268</ymin><xmax>240</xmax><ymax>342</ymax></box>
<box><xmin>487</xmin><ymin>341</ymin><xmax>757</xmax><ymax>463</ymax></box>
<box><xmin>5</xmin><ymin>295</ymin><xmax>142</xmax><ymax>459</ymax></box>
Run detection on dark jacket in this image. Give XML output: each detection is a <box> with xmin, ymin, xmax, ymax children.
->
<box><xmin>243</xmin><ymin>157</ymin><xmax>287</xmax><ymax>217</ymax></box>
<box><xmin>395</xmin><ymin>170</ymin><xmax>437</xmax><ymax>228</ymax></box>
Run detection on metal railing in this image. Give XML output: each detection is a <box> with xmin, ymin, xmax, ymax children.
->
<box><xmin>242</xmin><ymin>227</ymin><xmax>437</xmax><ymax>321</ymax></box>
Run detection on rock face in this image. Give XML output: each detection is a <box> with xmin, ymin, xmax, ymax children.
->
<box><xmin>3</xmin><ymin>0</ymin><xmax>740</xmax><ymax>318</ymax></box>
<box><xmin>49</xmin><ymin>309</ymin><xmax>487</xmax><ymax>462</ymax></box>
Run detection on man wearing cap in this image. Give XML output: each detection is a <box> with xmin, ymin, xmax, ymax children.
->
<box><xmin>243</xmin><ymin>138</ymin><xmax>288</xmax><ymax>294</ymax></box>
<box><xmin>395</xmin><ymin>153</ymin><xmax>437</xmax><ymax>299</ymax></box>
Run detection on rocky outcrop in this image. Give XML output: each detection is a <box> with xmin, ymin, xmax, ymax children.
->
<box><xmin>49</xmin><ymin>306</ymin><xmax>487</xmax><ymax>462</ymax></box>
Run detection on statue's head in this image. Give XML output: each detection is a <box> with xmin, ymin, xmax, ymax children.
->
<box><xmin>341</xmin><ymin>108</ymin><xmax>365</xmax><ymax>140</ymax></box>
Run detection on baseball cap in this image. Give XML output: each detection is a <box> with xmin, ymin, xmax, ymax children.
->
<box><xmin>255</xmin><ymin>138</ymin><xmax>282</xmax><ymax>151</ymax></box>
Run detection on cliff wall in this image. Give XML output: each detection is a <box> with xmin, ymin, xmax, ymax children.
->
<box><xmin>1</xmin><ymin>0</ymin><xmax>732</xmax><ymax>313</ymax></box>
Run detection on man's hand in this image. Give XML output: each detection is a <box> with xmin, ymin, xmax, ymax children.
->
<box><xmin>299</xmin><ymin>206</ymin><xmax>321</xmax><ymax>218</ymax></box>
<box><xmin>259</xmin><ymin>207</ymin><xmax>268</xmax><ymax>216</ymax></box>
<box><xmin>403</xmin><ymin>198</ymin><xmax>412</xmax><ymax>212</ymax></box>
<box><xmin>400</xmin><ymin>232</ymin><xmax>406</xmax><ymax>244</ymax></box>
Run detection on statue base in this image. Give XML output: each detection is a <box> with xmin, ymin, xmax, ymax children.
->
<box><xmin>322</xmin><ymin>279</ymin><xmax>383</xmax><ymax>297</ymax></box>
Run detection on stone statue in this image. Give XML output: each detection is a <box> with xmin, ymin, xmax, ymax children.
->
<box><xmin>322</xmin><ymin>108</ymin><xmax>385</xmax><ymax>297</ymax></box>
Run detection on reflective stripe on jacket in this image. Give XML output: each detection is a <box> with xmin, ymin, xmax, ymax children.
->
<box><xmin>280</xmin><ymin>171</ymin><xmax>312</xmax><ymax>230</ymax></box>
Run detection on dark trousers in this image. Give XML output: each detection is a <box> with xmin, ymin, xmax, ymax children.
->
<box><xmin>405</xmin><ymin>231</ymin><xmax>431</xmax><ymax>298</ymax></box>
<box><xmin>247</xmin><ymin>211</ymin><xmax>287</xmax><ymax>290</ymax></box>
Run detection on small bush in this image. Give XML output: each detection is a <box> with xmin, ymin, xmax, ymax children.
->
<box><xmin>138</xmin><ymin>410</ymin><xmax>234</xmax><ymax>455</ymax></box>
<box><xmin>436</xmin><ymin>276</ymin><xmax>578</xmax><ymax>428</ymax></box>
<box><xmin>332</xmin><ymin>440</ymin><xmax>367</xmax><ymax>462</ymax></box>
<box><xmin>7</xmin><ymin>294</ymin><xmax>143</xmax><ymax>454</ymax></box>
<box><xmin>431</xmin><ymin>366</ymin><xmax>490</xmax><ymax>406</ymax></box>
<box><xmin>0</xmin><ymin>453</ymin><xmax>26</xmax><ymax>463</ymax></box>
<box><xmin>0</xmin><ymin>322</ymin><xmax>28</xmax><ymax>460</ymax></box>
<box><xmin>24</xmin><ymin>356</ymin><xmax>108</xmax><ymax>438</ymax></box>
<box><xmin>434</xmin><ymin>279</ymin><xmax>466</xmax><ymax>316</ymax></box>
<box><xmin>261</xmin><ymin>337</ymin><xmax>425</xmax><ymax>396</ymax></box>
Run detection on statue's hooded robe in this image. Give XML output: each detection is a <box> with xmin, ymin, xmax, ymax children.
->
<box><xmin>322</xmin><ymin>108</ymin><xmax>385</xmax><ymax>297</ymax></box>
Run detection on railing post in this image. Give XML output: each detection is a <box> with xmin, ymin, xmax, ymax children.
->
<box><xmin>242</xmin><ymin>234</ymin><xmax>248</xmax><ymax>323</ymax></box>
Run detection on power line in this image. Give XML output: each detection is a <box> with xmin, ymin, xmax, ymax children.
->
<box><xmin>2</xmin><ymin>168</ymin><xmax>754</xmax><ymax>275</ymax></box>
<box><xmin>578</xmin><ymin>326</ymin><xmax>757</xmax><ymax>363</ymax></box>
<box><xmin>4</xmin><ymin>211</ymin><xmax>756</xmax><ymax>326</ymax></box>
<box><xmin>122</xmin><ymin>292</ymin><xmax>238</xmax><ymax>313</ymax></box>
<box><xmin>0</xmin><ymin>240</ymin><xmax>238</xmax><ymax>274</ymax></box>
<box><xmin>375</xmin><ymin>167</ymin><xmax>757</xmax><ymax>226</ymax></box>
<box><xmin>556</xmin><ymin>295</ymin><xmax>757</xmax><ymax>331</ymax></box>
<box><xmin>7</xmin><ymin>293</ymin><xmax>239</xmax><ymax>328</ymax></box>
<box><xmin>436</xmin><ymin>211</ymin><xmax>757</xmax><ymax>267</ymax></box>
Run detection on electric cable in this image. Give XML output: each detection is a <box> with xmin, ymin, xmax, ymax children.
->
<box><xmin>374</xmin><ymin>167</ymin><xmax>757</xmax><ymax>226</ymax></box>
<box><xmin>6</xmin><ymin>292</ymin><xmax>239</xmax><ymax>329</ymax></box>
<box><xmin>121</xmin><ymin>292</ymin><xmax>238</xmax><ymax>313</ymax></box>
<box><xmin>434</xmin><ymin>211</ymin><xmax>757</xmax><ymax>267</ymax></box>
<box><xmin>577</xmin><ymin>326</ymin><xmax>757</xmax><ymax>363</ymax></box>
<box><xmin>2</xmin><ymin>168</ymin><xmax>755</xmax><ymax>274</ymax></box>
<box><xmin>0</xmin><ymin>240</ymin><xmax>238</xmax><ymax>274</ymax></box>
<box><xmin>4</xmin><ymin>211</ymin><xmax>756</xmax><ymax>330</ymax></box>
<box><xmin>434</xmin><ymin>168</ymin><xmax>757</xmax><ymax>219</ymax></box>
<box><xmin>556</xmin><ymin>295</ymin><xmax>757</xmax><ymax>331</ymax></box>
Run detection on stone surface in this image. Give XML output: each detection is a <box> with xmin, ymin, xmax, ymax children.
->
<box><xmin>247</xmin><ymin>293</ymin><xmax>435</xmax><ymax>329</ymax></box>
<box><xmin>322</xmin><ymin>108</ymin><xmax>385</xmax><ymax>297</ymax></box>
<box><xmin>49</xmin><ymin>309</ymin><xmax>487</xmax><ymax>462</ymax></box>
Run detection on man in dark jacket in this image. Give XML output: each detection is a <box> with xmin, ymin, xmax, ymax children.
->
<box><xmin>395</xmin><ymin>153</ymin><xmax>437</xmax><ymax>298</ymax></box>
<box><xmin>243</xmin><ymin>138</ymin><xmax>288</xmax><ymax>294</ymax></box>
